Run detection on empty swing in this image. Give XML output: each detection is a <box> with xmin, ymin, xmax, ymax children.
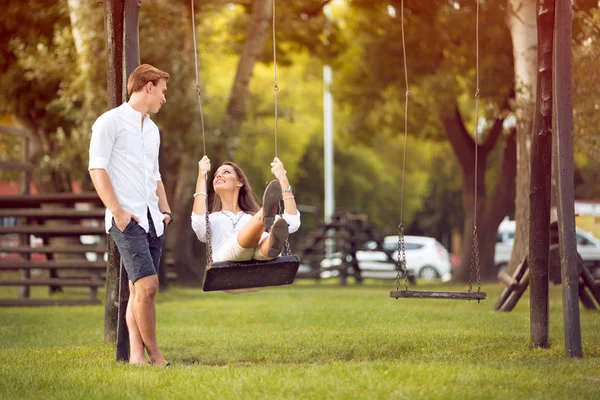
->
<box><xmin>390</xmin><ymin>0</ymin><xmax>486</xmax><ymax>301</ymax></box>
<box><xmin>189</xmin><ymin>0</ymin><xmax>300</xmax><ymax>292</ymax></box>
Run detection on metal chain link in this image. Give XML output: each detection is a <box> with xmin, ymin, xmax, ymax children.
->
<box><xmin>283</xmin><ymin>238</ymin><xmax>291</xmax><ymax>257</ymax></box>
<box><xmin>277</xmin><ymin>200</ymin><xmax>292</xmax><ymax>256</ymax></box>
<box><xmin>396</xmin><ymin>223</ymin><xmax>408</xmax><ymax>292</ymax></box>
<box><xmin>205</xmin><ymin>199</ymin><xmax>213</xmax><ymax>266</ymax></box>
<box><xmin>468</xmin><ymin>226</ymin><xmax>479</xmax><ymax>292</ymax></box>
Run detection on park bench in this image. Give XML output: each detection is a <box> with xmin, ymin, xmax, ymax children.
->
<box><xmin>0</xmin><ymin>193</ymin><xmax>107</xmax><ymax>306</ymax></box>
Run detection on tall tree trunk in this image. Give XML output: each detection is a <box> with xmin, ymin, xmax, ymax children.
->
<box><xmin>219</xmin><ymin>0</ymin><xmax>272</xmax><ymax>159</ymax></box>
<box><xmin>507</xmin><ymin>0</ymin><xmax>538</xmax><ymax>273</ymax></box>
<box><xmin>441</xmin><ymin>98</ymin><xmax>516</xmax><ymax>282</ymax></box>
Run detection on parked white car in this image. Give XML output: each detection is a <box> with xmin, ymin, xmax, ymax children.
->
<box><xmin>495</xmin><ymin>220</ymin><xmax>600</xmax><ymax>277</ymax></box>
<box><xmin>320</xmin><ymin>235</ymin><xmax>452</xmax><ymax>282</ymax></box>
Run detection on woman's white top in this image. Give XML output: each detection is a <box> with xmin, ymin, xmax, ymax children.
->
<box><xmin>191</xmin><ymin>210</ymin><xmax>301</xmax><ymax>250</ymax></box>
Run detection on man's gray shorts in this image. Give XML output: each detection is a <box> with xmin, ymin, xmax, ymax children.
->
<box><xmin>109</xmin><ymin>210</ymin><xmax>165</xmax><ymax>284</ymax></box>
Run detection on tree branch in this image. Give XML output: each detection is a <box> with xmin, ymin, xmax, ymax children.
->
<box><xmin>300</xmin><ymin>0</ymin><xmax>333</xmax><ymax>18</ymax></box>
<box><xmin>441</xmin><ymin>106</ymin><xmax>475</xmax><ymax>173</ymax></box>
<box><xmin>486</xmin><ymin>127</ymin><xmax>517</xmax><ymax>226</ymax></box>
<box><xmin>482</xmin><ymin>89</ymin><xmax>515</xmax><ymax>154</ymax></box>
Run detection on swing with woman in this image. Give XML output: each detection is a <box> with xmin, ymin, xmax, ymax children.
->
<box><xmin>188</xmin><ymin>0</ymin><xmax>301</xmax><ymax>293</ymax></box>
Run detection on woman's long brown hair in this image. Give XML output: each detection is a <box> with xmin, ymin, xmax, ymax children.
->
<box><xmin>211</xmin><ymin>161</ymin><xmax>260</xmax><ymax>214</ymax></box>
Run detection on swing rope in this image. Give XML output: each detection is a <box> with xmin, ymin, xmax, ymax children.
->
<box><xmin>396</xmin><ymin>0</ymin><xmax>410</xmax><ymax>293</ymax></box>
<box><xmin>190</xmin><ymin>0</ymin><xmax>212</xmax><ymax>265</ymax></box>
<box><xmin>392</xmin><ymin>0</ymin><xmax>484</xmax><ymax>300</ymax></box>
<box><xmin>272</xmin><ymin>0</ymin><xmax>279</xmax><ymax>159</ymax></box>
<box><xmin>271</xmin><ymin>0</ymin><xmax>292</xmax><ymax>256</ymax></box>
<box><xmin>469</xmin><ymin>0</ymin><xmax>482</xmax><ymax>293</ymax></box>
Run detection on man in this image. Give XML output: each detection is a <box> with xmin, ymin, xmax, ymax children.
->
<box><xmin>89</xmin><ymin>64</ymin><xmax>172</xmax><ymax>366</ymax></box>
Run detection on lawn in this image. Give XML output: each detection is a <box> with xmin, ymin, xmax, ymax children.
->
<box><xmin>1</xmin><ymin>280</ymin><xmax>599</xmax><ymax>399</ymax></box>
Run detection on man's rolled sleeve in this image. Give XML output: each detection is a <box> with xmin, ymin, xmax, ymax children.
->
<box><xmin>88</xmin><ymin>115</ymin><xmax>115</xmax><ymax>171</ymax></box>
<box><xmin>153</xmin><ymin>138</ymin><xmax>161</xmax><ymax>181</ymax></box>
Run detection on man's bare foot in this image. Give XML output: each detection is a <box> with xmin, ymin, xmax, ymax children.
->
<box><xmin>129</xmin><ymin>359</ymin><xmax>148</xmax><ymax>366</ymax></box>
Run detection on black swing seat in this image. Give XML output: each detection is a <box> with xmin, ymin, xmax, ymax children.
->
<box><xmin>390</xmin><ymin>290</ymin><xmax>487</xmax><ymax>301</ymax></box>
<box><xmin>203</xmin><ymin>255</ymin><xmax>301</xmax><ymax>292</ymax></box>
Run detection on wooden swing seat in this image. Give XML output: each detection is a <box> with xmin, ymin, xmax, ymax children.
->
<box><xmin>203</xmin><ymin>255</ymin><xmax>301</xmax><ymax>292</ymax></box>
<box><xmin>390</xmin><ymin>290</ymin><xmax>487</xmax><ymax>300</ymax></box>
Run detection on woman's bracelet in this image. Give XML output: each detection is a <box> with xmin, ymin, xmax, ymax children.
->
<box><xmin>282</xmin><ymin>195</ymin><xmax>295</xmax><ymax>200</ymax></box>
<box><xmin>193</xmin><ymin>192</ymin><xmax>208</xmax><ymax>198</ymax></box>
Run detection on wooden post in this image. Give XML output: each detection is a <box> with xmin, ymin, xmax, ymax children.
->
<box><xmin>114</xmin><ymin>0</ymin><xmax>142</xmax><ymax>362</ymax></box>
<box><xmin>124</xmin><ymin>0</ymin><xmax>141</xmax><ymax>86</ymax></box>
<box><xmin>553</xmin><ymin>0</ymin><xmax>582</xmax><ymax>358</ymax></box>
<box><xmin>103</xmin><ymin>0</ymin><xmax>124</xmax><ymax>346</ymax></box>
<box><xmin>529</xmin><ymin>0</ymin><xmax>554</xmax><ymax>349</ymax></box>
<box><xmin>18</xmin><ymin>134</ymin><xmax>31</xmax><ymax>299</ymax></box>
<box><xmin>115</xmin><ymin>256</ymin><xmax>130</xmax><ymax>362</ymax></box>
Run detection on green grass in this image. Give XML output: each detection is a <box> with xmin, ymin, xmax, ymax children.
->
<box><xmin>1</xmin><ymin>280</ymin><xmax>599</xmax><ymax>399</ymax></box>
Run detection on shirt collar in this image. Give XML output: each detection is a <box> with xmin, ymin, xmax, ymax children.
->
<box><xmin>120</xmin><ymin>102</ymin><xmax>150</xmax><ymax>121</ymax></box>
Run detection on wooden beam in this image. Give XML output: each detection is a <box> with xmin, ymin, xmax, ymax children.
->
<box><xmin>0</xmin><ymin>161</ymin><xmax>33</xmax><ymax>171</ymax></box>
<box><xmin>578</xmin><ymin>278</ymin><xmax>597</xmax><ymax>310</ymax></box>
<box><xmin>499</xmin><ymin>269</ymin><xmax>531</xmax><ymax>312</ymax></box>
<box><xmin>0</xmin><ymin>125</ymin><xmax>34</xmax><ymax>138</ymax></box>
<box><xmin>0</xmin><ymin>226</ymin><xmax>105</xmax><ymax>236</ymax></box>
<box><xmin>0</xmin><ymin>279</ymin><xmax>103</xmax><ymax>287</ymax></box>
<box><xmin>0</xmin><ymin>193</ymin><xmax>101</xmax><ymax>207</ymax></box>
<box><xmin>0</xmin><ymin>209</ymin><xmax>104</xmax><ymax>219</ymax></box>
<box><xmin>0</xmin><ymin>260</ymin><xmax>106</xmax><ymax>270</ymax></box>
<box><xmin>104</xmin><ymin>0</ymin><xmax>124</xmax><ymax>110</ymax></box>
<box><xmin>529</xmin><ymin>0</ymin><xmax>555</xmax><ymax>350</ymax></box>
<box><xmin>0</xmin><ymin>245</ymin><xmax>107</xmax><ymax>254</ymax></box>
<box><xmin>495</xmin><ymin>257</ymin><xmax>528</xmax><ymax>311</ymax></box>
<box><xmin>498</xmin><ymin>271</ymin><xmax>518</xmax><ymax>289</ymax></box>
<box><xmin>0</xmin><ymin>299</ymin><xmax>100</xmax><ymax>307</ymax></box>
<box><xmin>553</xmin><ymin>0</ymin><xmax>582</xmax><ymax>358</ymax></box>
<box><xmin>580</xmin><ymin>265</ymin><xmax>600</xmax><ymax>304</ymax></box>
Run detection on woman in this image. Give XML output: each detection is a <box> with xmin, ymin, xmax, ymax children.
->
<box><xmin>191</xmin><ymin>156</ymin><xmax>300</xmax><ymax>263</ymax></box>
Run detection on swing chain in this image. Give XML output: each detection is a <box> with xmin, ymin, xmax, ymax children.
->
<box><xmin>396</xmin><ymin>223</ymin><xmax>408</xmax><ymax>292</ymax></box>
<box><xmin>469</xmin><ymin>0</ymin><xmax>481</xmax><ymax>294</ymax></box>
<box><xmin>205</xmin><ymin>196</ymin><xmax>213</xmax><ymax>266</ymax></box>
<box><xmin>395</xmin><ymin>0</ymin><xmax>410</xmax><ymax>294</ymax></box>
<box><xmin>283</xmin><ymin>238</ymin><xmax>292</xmax><ymax>257</ymax></box>
<box><xmin>468</xmin><ymin>225</ymin><xmax>481</xmax><ymax>292</ymax></box>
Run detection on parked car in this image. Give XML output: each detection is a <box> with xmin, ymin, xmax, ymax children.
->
<box><xmin>495</xmin><ymin>219</ymin><xmax>600</xmax><ymax>277</ymax></box>
<box><xmin>320</xmin><ymin>235</ymin><xmax>452</xmax><ymax>282</ymax></box>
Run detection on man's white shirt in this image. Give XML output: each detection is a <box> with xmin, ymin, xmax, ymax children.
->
<box><xmin>89</xmin><ymin>102</ymin><xmax>165</xmax><ymax>236</ymax></box>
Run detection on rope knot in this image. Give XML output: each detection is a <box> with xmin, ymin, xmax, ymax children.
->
<box><xmin>405</xmin><ymin>90</ymin><xmax>410</xmax><ymax>98</ymax></box>
<box><xmin>274</xmin><ymin>84</ymin><xmax>279</xmax><ymax>92</ymax></box>
<box><xmin>475</xmin><ymin>88</ymin><xmax>480</xmax><ymax>98</ymax></box>
<box><xmin>195</xmin><ymin>85</ymin><xmax>202</xmax><ymax>96</ymax></box>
